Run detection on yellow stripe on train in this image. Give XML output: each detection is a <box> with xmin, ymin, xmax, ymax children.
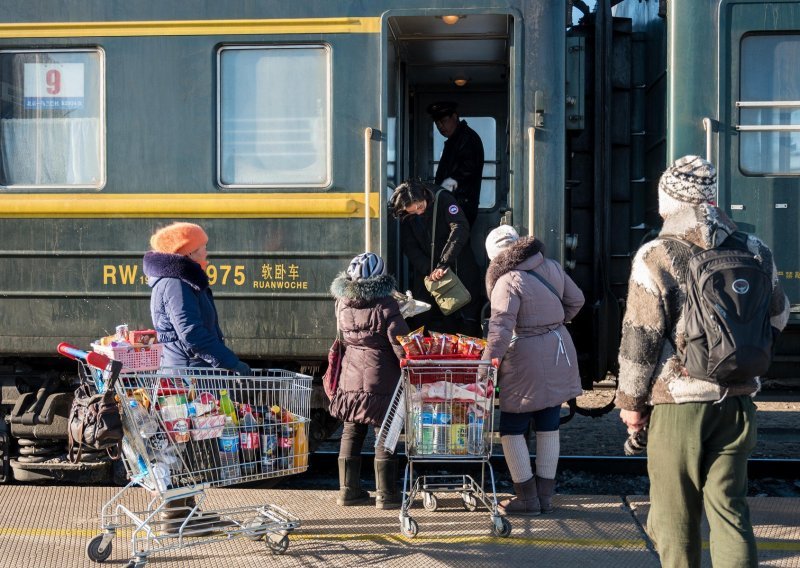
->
<box><xmin>0</xmin><ymin>192</ymin><xmax>381</xmax><ymax>218</ymax></box>
<box><xmin>0</xmin><ymin>17</ymin><xmax>381</xmax><ymax>38</ymax></box>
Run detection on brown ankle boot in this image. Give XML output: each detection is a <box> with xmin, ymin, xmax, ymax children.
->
<box><xmin>498</xmin><ymin>476</ymin><xmax>540</xmax><ymax>516</ymax></box>
<box><xmin>536</xmin><ymin>476</ymin><xmax>556</xmax><ymax>514</ymax></box>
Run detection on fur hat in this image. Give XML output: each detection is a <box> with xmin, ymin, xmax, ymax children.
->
<box><xmin>346</xmin><ymin>252</ymin><xmax>386</xmax><ymax>281</ymax></box>
<box><xmin>658</xmin><ymin>155</ymin><xmax>717</xmax><ymax>217</ymax></box>
<box><xmin>485</xmin><ymin>225</ymin><xmax>520</xmax><ymax>261</ymax></box>
<box><xmin>150</xmin><ymin>222</ymin><xmax>208</xmax><ymax>255</ymax></box>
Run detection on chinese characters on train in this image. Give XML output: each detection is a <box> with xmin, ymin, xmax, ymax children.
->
<box><xmin>102</xmin><ymin>263</ymin><xmax>309</xmax><ymax>290</ymax></box>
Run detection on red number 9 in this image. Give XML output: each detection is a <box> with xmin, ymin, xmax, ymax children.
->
<box><xmin>46</xmin><ymin>69</ymin><xmax>61</xmax><ymax>95</ymax></box>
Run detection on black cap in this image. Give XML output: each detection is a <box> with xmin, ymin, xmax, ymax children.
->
<box><xmin>427</xmin><ymin>101</ymin><xmax>458</xmax><ymax>120</ymax></box>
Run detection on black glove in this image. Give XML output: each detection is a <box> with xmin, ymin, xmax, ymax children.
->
<box><xmin>233</xmin><ymin>361</ymin><xmax>252</xmax><ymax>376</ymax></box>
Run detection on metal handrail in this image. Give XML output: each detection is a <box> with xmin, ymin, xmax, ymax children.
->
<box><xmin>527</xmin><ymin>126</ymin><xmax>535</xmax><ymax>237</ymax></box>
<box><xmin>736</xmin><ymin>100</ymin><xmax>800</xmax><ymax>108</ymax></box>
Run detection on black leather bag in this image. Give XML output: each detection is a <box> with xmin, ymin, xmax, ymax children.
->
<box><xmin>68</xmin><ymin>383</ymin><xmax>124</xmax><ymax>463</ymax></box>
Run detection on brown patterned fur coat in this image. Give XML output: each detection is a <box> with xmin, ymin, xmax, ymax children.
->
<box><xmin>614</xmin><ymin>204</ymin><xmax>789</xmax><ymax>411</ymax></box>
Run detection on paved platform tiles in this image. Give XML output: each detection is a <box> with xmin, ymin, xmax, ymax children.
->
<box><xmin>0</xmin><ymin>486</ymin><xmax>796</xmax><ymax>567</ymax></box>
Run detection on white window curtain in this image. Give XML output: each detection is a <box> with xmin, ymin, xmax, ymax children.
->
<box><xmin>1</xmin><ymin>117</ymin><xmax>102</xmax><ymax>187</ymax></box>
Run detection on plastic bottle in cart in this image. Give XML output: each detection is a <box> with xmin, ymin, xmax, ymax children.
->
<box><xmin>219</xmin><ymin>389</ymin><xmax>239</xmax><ymax>426</ymax></box>
<box><xmin>218</xmin><ymin>416</ymin><xmax>241</xmax><ymax>480</ymax></box>
<box><xmin>450</xmin><ymin>403</ymin><xmax>468</xmax><ymax>455</ymax></box>
<box><xmin>128</xmin><ymin>400</ymin><xmax>158</xmax><ymax>438</ymax></box>
<box><xmin>419</xmin><ymin>403</ymin><xmax>435</xmax><ymax>454</ymax></box>
<box><xmin>239</xmin><ymin>404</ymin><xmax>260</xmax><ymax>476</ymax></box>
<box><xmin>260</xmin><ymin>412</ymin><xmax>279</xmax><ymax>472</ymax></box>
<box><xmin>467</xmin><ymin>407</ymin><xmax>485</xmax><ymax>455</ymax></box>
<box><xmin>432</xmin><ymin>402</ymin><xmax>451</xmax><ymax>454</ymax></box>
<box><xmin>271</xmin><ymin>405</ymin><xmax>294</xmax><ymax>471</ymax></box>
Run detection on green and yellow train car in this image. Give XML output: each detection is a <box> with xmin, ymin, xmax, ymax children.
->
<box><xmin>0</xmin><ymin>1</ymin><xmax>797</xmax><ymax>483</ymax></box>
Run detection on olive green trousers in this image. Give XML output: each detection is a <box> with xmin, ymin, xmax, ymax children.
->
<box><xmin>647</xmin><ymin>396</ymin><xmax>758</xmax><ymax>568</ymax></box>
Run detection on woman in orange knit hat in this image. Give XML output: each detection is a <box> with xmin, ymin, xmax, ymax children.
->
<box><xmin>143</xmin><ymin>222</ymin><xmax>250</xmax><ymax>373</ymax></box>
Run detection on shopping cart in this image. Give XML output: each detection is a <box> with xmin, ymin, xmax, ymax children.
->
<box><xmin>57</xmin><ymin>343</ymin><xmax>311</xmax><ymax>567</ymax></box>
<box><xmin>377</xmin><ymin>356</ymin><xmax>511</xmax><ymax>538</ymax></box>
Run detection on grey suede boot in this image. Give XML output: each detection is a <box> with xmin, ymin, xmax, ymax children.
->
<box><xmin>337</xmin><ymin>457</ymin><xmax>370</xmax><ymax>506</ymax></box>
<box><xmin>536</xmin><ymin>476</ymin><xmax>556</xmax><ymax>514</ymax></box>
<box><xmin>497</xmin><ymin>476</ymin><xmax>540</xmax><ymax>516</ymax></box>
<box><xmin>374</xmin><ymin>458</ymin><xmax>401</xmax><ymax>510</ymax></box>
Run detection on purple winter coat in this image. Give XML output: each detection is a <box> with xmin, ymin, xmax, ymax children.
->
<box><xmin>484</xmin><ymin>237</ymin><xmax>585</xmax><ymax>413</ymax></box>
<box><xmin>328</xmin><ymin>272</ymin><xmax>410</xmax><ymax>426</ymax></box>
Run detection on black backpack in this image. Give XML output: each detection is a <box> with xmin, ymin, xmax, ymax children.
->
<box><xmin>666</xmin><ymin>231</ymin><xmax>774</xmax><ymax>385</ymax></box>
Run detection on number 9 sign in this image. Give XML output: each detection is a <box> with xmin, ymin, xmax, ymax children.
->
<box><xmin>24</xmin><ymin>62</ymin><xmax>84</xmax><ymax>110</ymax></box>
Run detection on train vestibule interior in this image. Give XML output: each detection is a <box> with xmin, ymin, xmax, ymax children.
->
<box><xmin>385</xmin><ymin>13</ymin><xmax>512</xmax><ymax>288</ymax></box>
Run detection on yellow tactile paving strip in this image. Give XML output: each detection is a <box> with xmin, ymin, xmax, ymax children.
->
<box><xmin>0</xmin><ymin>486</ymin><xmax>796</xmax><ymax>567</ymax></box>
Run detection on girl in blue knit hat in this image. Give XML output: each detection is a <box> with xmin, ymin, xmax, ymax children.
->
<box><xmin>328</xmin><ymin>252</ymin><xmax>410</xmax><ymax>509</ymax></box>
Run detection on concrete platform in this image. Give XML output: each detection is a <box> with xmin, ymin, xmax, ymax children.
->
<box><xmin>0</xmin><ymin>485</ymin><xmax>796</xmax><ymax>567</ymax></box>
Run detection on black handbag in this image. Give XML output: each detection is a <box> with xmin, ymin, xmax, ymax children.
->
<box><xmin>67</xmin><ymin>382</ymin><xmax>124</xmax><ymax>463</ymax></box>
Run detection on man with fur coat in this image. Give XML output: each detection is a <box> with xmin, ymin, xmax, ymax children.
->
<box><xmin>615</xmin><ymin>155</ymin><xmax>789</xmax><ymax>568</ymax></box>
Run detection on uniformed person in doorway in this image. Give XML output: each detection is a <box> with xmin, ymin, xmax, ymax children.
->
<box><xmin>428</xmin><ymin>101</ymin><xmax>485</xmax><ymax>227</ymax></box>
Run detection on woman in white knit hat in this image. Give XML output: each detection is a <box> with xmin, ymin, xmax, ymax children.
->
<box><xmin>483</xmin><ymin>225</ymin><xmax>585</xmax><ymax>515</ymax></box>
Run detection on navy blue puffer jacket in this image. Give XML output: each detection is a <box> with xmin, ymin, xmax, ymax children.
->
<box><xmin>143</xmin><ymin>252</ymin><xmax>240</xmax><ymax>369</ymax></box>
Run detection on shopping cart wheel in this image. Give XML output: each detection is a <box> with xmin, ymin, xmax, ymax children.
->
<box><xmin>400</xmin><ymin>517</ymin><xmax>419</xmax><ymax>538</ymax></box>
<box><xmin>422</xmin><ymin>492</ymin><xmax>438</xmax><ymax>512</ymax></box>
<box><xmin>490</xmin><ymin>516</ymin><xmax>512</xmax><ymax>538</ymax></box>
<box><xmin>265</xmin><ymin>534</ymin><xmax>289</xmax><ymax>555</ymax></box>
<box><xmin>86</xmin><ymin>534</ymin><xmax>113</xmax><ymax>562</ymax></box>
<box><xmin>461</xmin><ymin>493</ymin><xmax>478</xmax><ymax>512</ymax></box>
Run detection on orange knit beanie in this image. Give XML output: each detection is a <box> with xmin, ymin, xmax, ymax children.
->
<box><xmin>150</xmin><ymin>222</ymin><xmax>208</xmax><ymax>255</ymax></box>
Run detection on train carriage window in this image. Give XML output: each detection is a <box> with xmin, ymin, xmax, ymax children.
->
<box><xmin>739</xmin><ymin>35</ymin><xmax>800</xmax><ymax>175</ymax></box>
<box><xmin>0</xmin><ymin>49</ymin><xmax>104</xmax><ymax>189</ymax></box>
<box><xmin>218</xmin><ymin>45</ymin><xmax>331</xmax><ymax>188</ymax></box>
<box><xmin>432</xmin><ymin>116</ymin><xmax>497</xmax><ymax>208</ymax></box>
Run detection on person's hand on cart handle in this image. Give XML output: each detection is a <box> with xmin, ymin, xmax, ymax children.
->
<box><xmin>233</xmin><ymin>361</ymin><xmax>252</xmax><ymax>376</ymax></box>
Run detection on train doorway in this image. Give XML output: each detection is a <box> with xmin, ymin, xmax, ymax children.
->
<box><xmin>383</xmin><ymin>12</ymin><xmax>514</xmax><ymax>295</ymax></box>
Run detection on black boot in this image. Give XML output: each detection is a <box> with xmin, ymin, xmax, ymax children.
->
<box><xmin>337</xmin><ymin>457</ymin><xmax>370</xmax><ymax>506</ymax></box>
<box><xmin>374</xmin><ymin>458</ymin><xmax>401</xmax><ymax>510</ymax></box>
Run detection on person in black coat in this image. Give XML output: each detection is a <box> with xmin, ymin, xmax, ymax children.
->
<box><xmin>389</xmin><ymin>179</ymin><xmax>483</xmax><ymax>336</ymax></box>
<box><xmin>428</xmin><ymin>101</ymin><xmax>485</xmax><ymax>227</ymax></box>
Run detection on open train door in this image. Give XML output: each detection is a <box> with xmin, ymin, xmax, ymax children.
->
<box><xmin>718</xmin><ymin>1</ymin><xmax>800</xmax><ymax>377</ymax></box>
<box><xmin>381</xmin><ymin>7</ymin><xmax>571</xmax><ymax>325</ymax></box>
<box><xmin>381</xmin><ymin>11</ymin><xmax>518</xmax><ymax>287</ymax></box>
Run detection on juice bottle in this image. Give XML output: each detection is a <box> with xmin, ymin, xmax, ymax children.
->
<box><xmin>219</xmin><ymin>389</ymin><xmax>239</xmax><ymax>426</ymax></box>
<box><xmin>450</xmin><ymin>402</ymin><xmax>468</xmax><ymax>455</ymax></box>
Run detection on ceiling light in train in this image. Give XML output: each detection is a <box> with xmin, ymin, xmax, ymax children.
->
<box><xmin>441</xmin><ymin>15</ymin><xmax>461</xmax><ymax>25</ymax></box>
<box><xmin>453</xmin><ymin>76</ymin><xmax>469</xmax><ymax>87</ymax></box>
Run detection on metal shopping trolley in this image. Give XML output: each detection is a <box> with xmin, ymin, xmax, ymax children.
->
<box><xmin>377</xmin><ymin>356</ymin><xmax>511</xmax><ymax>538</ymax></box>
<box><xmin>57</xmin><ymin>343</ymin><xmax>311</xmax><ymax>567</ymax></box>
